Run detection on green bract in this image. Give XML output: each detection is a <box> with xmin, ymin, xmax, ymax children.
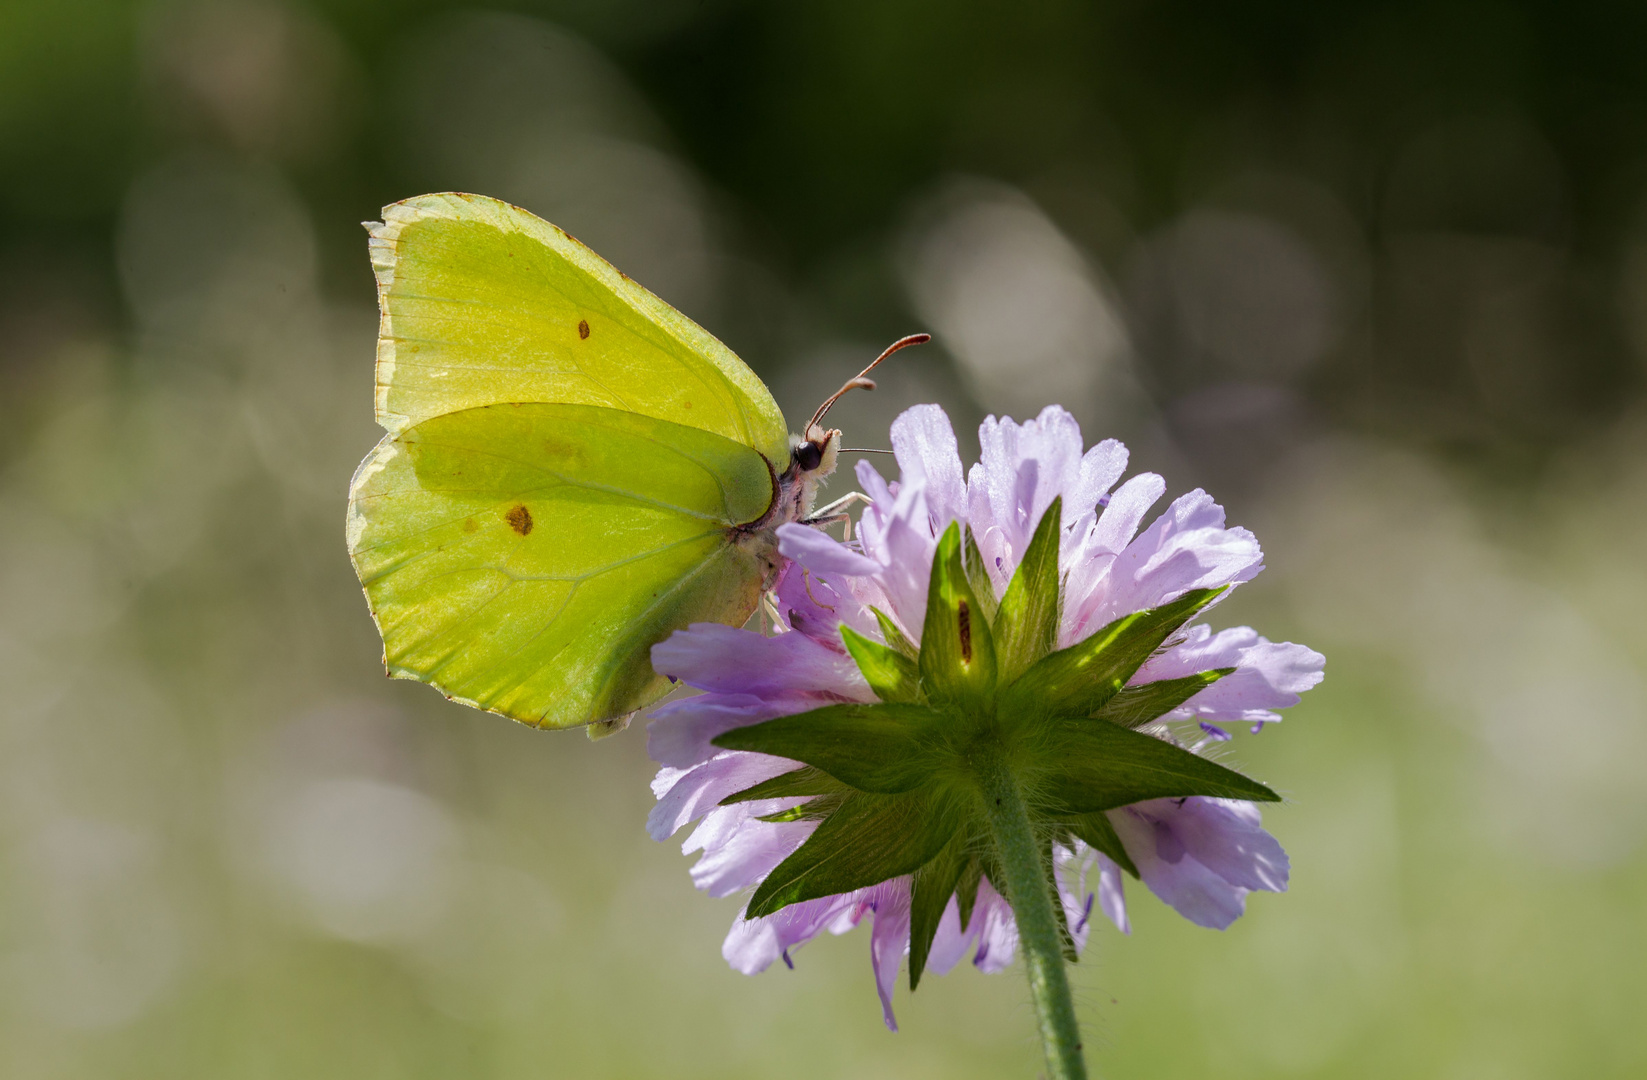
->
<box><xmin>712</xmin><ymin>497</ymin><xmax>1279</xmax><ymax>990</ymax></box>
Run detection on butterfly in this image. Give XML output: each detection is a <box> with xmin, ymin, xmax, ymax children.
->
<box><xmin>346</xmin><ymin>193</ymin><xmax>925</xmax><ymax>735</ymax></box>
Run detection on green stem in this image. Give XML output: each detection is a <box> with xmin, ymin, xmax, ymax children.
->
<box><xmin>979</xmin><ymin>762</ymin><xmax>1088</xmax><ymax>1080</ymax></box>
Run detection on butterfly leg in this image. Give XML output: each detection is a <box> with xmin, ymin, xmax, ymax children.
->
<box><xmin>808</xmin><ymin>490</ymin><xmax>871</xmax><ymax>520</ymax></box>
<box><xmin>802</xmin><ymin>491</ymin><xmax>872</xmax><ymax>541</ymax></box>
<box><xmin>761</xmin><ymin>590</ymin><xmax>787</xmax><ymax>634</ymax></box>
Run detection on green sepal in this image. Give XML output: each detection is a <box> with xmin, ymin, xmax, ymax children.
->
<box><xmin>720</xmin><ymin>766</ymin><xmax>849</xmax><ymax>805</ymax></box>
<box><xmin>841</xmin><ymin>625</ymin><xmax>923</xmax><ymax>704</ymax></box>
<box><xmin>909</xmin><ymin>828</ymin><xmax>971</xmax><ymax>990</ymax></box>
<box><xmin>954</xmin><ymin>854</ymin><xmax>984</xmax><ymax>932</ymax></box>
<box><xmin>712</xmin><ymin>703</ymin><xmax>944</xmax><ymax>794</ymax></box>
<box><xmin>1038</xmin><ymin>717</ymin><xmax>1280</xmax><ymax>814</ymax></box>
<box><xmin>919</xmin><ymin>523</ymin><xmax>998</xmax><ymax>712</ymax></box>
<box><xmin>871</xmin><ymin>606</ymin><xmax>919</xmax><ymax>660</ymax></box>
<box><xmin>1092</xmin><ymin>668</ymin><xmax>1235</xmax><ymax>728</ymax></box>
<box><xmin>1067</xmin><ymin>811</ymin><xmax>1139</xmax><ymax>878</ymax></box>
<box><xmin>746</xmin><ymin>790</ymin><xmax>960</xmax><ymax>918</ymax></box>
<box><xmin>992</xmin><ymin>497</ymin><xmax>1063</xmax><ymax>685</ymax></box>
<box><xmin>998</xmin><ymin>587</ymin><xmax>1224</xmax><ymax>726</ymax></box>
<box><xmin>962</xmin><ymin>525</ymin><xmax>1000</xmax><ymax>625</ymax></box>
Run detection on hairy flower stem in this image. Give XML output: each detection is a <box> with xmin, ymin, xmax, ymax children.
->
<box><xmin>980</xmin><ymin>762</ymin><xmax>1088</xmax><ymax>1080</ymax></box>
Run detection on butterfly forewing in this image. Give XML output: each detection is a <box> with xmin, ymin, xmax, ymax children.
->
<box><xmin>368</xmin><ymin>193</ymin><xmax>790</xmax><ymax>465</ymax></box>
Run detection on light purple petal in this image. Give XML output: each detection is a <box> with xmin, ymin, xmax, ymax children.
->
<box><xmin>651</xmin><ymin>765</ymin><xmax>685</xmax><ymax>800</ymax></box>
<box><xmin>1136</xmin><ymin>846</ymin><xmax>1246</xmax><ymax>928</ymax></box>
<box><xmin>923</xmin><ymin>896</ymin><xmax>973</xmax><ymax>977</ymax></box>
<box><xmin>873</xmin><ymin>483</ymin><xmax>938</xmax><ymax>635</ymax></box>
<box><xmin>682</xmin><ymin>794</ymin><xmax>800</xmax><ymax>853</ymax></box>
<box><xmin>890</xmin><ymin>404</ymin><xmax>967</xmax><ymax>531</ymax></box>
<box><xmin>854</xmin><ymin>457</ymin><xmax>896</xmax><ymax>509</ymax></box>
<box><xmin>1074</xmin><ymin>490</ymin><xmax>1263</xmax><ymax>636</ymax></box>
<box><xmin>1109</xmin><ymin>797</ymin><xmax>1287</xmax><ymax>930</ymax></box>
<box><xmin>969</xmin><ymin>407</ymin><xmax>1120</xmax><ymax>580</ymax></box>
<box><xmin>1170</xmin><ymin>798</ymin><xmax>1290</xmax><ymax>894</ymax></box>
<box><xmin>721</xmin><ymin>912</ymin><xmax>786</xmax><ymax>975</ymax></box>
<box><xmin>723</xmin><ymin>892</ymin><xmax>861</xmax><ymax>974</ymax></box>
<box><xmin>968</xmin><ymin>416</ymin><xmax>1019</xmax><ymax>536</ymax></box>
<box><xmin>773</xmin><ymin>559</ymin><xmax>880</xmax><ymax>644</ymax></box>
<box><xmin>825</xmin><ymin>905</ymin><xmax>863</xmax><ymax>936</ymax></box>
<box><xmin>647</xmin><ymin>751</ymin><xmax>798</xmax><ymax>840</ymax></box>
<box><xmin>1088</xmin><ymin>472</ymin><xmax>1166</xmax><ymax>554</ymax></box>
<box><xmin>1000</xmin><ymin>407</ymin><xmax>1096</xmax><ymax>531</ymax></box>
<box><xmin>971</xmin><ymin>414</ymin><xmax>1055</xmax><ymax>572</ymax></box>
<box><xmin>688</xmin><ymin>811</ymin><xmax>815</xmax><ymax>897</ymax></box>
<box><xmin>652</xmin><ymin>624</ymin><xmax>873</xmax><ymax>699</ymax></box>
<box><xmin>1054</xmin><ymin>843</ymin><xmax>1096</xmax><ymax>953</ymax></box>
<box><xmin>1069</xmin><ymin>437</ymin><xmax>1129</xmax><ymax>520</ymax></box>
<box><xmin>970</xmin><ymin>879</ymin><xmax>1019</xmax><ymax>973</ymax></box>
<box><xmin>966</xmin><ymin>508</ymin><xmax>1016</xmax><ymax>593</ymax></box>
<box><xmin>777</xmin><ymin>522</ymin><xmax>882</xmax><ymax>576</ymax></box>
<box><xmin>1061</xmin><ymin>473</ymin><xmax>1166</xmax><ymax>642</ymax></box>
<box><xmin>1135</xmin><ymin>625</ymin><xmax>1326</xmax><ymax>724</ymax></box>
<box><xmin>647</xmin><ymin>693</ymin><xmax>798</xmax><ymax>769</ymax></box>
<box><xmin>1184</xmin><ymin>640</ymin><xmax>1325</xmax><ymax>723</ymax></box>
<box><xmin>1095</xmin><ymin>856</ymin><xmax>1130</xmax><ymax>934</ymax></box>
<box><xmin>866</xmin><ymin>879</ymin><xmax>913</xmax><ymax>1031</ymax></box>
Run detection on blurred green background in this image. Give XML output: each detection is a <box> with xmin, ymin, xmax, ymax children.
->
<box><xmin>4</xmin><ymin>1</ymin><xmax>1646</xmax><ymax>1076</ymax></box>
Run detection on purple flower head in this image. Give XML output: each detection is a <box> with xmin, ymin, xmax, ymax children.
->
<box><xmin>647</xmin><ymin>404</ymin><xmax>1324</xmax><ymax>1029</ymax></box>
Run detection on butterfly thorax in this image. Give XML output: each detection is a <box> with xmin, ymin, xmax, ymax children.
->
<box><xmin>731</xmin><ymin>425</ymin><xmax>841</xmax><ymax>585</ymax></box>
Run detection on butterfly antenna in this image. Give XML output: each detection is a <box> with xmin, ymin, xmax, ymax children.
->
<box><xmin>806</xmin><ymin>333</ymin><xmax>931</xmax><ymax>432</ymax></box>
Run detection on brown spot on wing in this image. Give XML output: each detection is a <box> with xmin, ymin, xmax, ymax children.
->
<box><xmin>578</xmin><ymin>319</ymin><xmax>590</xmax><ymax>340</ymax></box>
<box><xmin>505</xmin><ymin>505</ymin><xmax>534</xmax><ymax>535</ymax></box>
<box><xmin>462</xmin><ymin>517</ymin><xmax>478</xmax><ymax>533</ymax></box>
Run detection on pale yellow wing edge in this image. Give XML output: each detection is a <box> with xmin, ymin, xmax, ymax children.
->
<box><xmin>345</xmin><ymin>430</ymin><xmax>561</xmax><ymax>721</ymax></box>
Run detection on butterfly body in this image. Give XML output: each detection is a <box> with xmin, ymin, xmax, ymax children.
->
<box><xmin>348</xmin><ymin>193</ymin><xmax>842</xmax><ymax>733</ymax></box>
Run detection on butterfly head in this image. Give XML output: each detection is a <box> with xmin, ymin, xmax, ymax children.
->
<box><xmin>791</xmin><ymin>425</ymin><xmax>841</xmax><ymax>479</ymax></box>
<box><xmin>773</xmin><ymin>333</ymin><xmax>930</xmax><ymax>524</ymax></box>
<box><xmin>792</xmin><ymin>333</ymin><xmax>930</xmax><ymax>477</ymax></box>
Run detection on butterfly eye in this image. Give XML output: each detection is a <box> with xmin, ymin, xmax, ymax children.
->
<box><xmin>795</xmin><ymin>442</ymin><xmax>824</xmax><ymax>472</ymax></box>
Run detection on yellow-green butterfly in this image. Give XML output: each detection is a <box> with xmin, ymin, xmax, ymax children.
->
<box><xmin>347</xmin><ymin>193</ymin><xmax>924</xmax><ymax>735</ymax></box>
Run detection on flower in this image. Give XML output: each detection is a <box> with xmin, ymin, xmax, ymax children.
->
<box><xmin>647</xmin><ymin>404</ymin><xmax>1324</xmax><ymax>1029</ymax></box>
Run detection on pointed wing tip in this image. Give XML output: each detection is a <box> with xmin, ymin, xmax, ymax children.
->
<box><xmin>379</xmin><ymin>192</ymin><xmax>515</xmax><ymax>222</ymax></box>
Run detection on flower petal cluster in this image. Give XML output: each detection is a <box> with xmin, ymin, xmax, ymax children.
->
<box><xmin>647</xmin><ymin>405</ymin><xmax>1323</xmax><ymax>1028</ymax></box>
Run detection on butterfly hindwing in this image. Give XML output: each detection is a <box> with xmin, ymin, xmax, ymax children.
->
<box><xmin>348</xmin><ymin>402</ymin><xmax>777</xmax><ymax>728</ymax></box>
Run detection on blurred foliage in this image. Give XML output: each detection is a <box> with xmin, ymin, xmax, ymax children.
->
<box><xmin>2</xmin><ymin>1</ymin><xmax>1646</xmax><ymax>1077</ymax></box>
